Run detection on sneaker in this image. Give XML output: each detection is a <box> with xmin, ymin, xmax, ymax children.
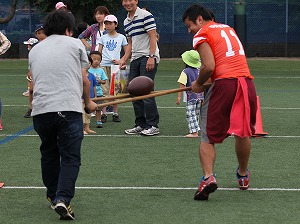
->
<box><xmin>125</xmin><ymin>126</ymin><xmax>144</xmax><ymax>135</ymax></box>
<box><xmin>236</xmin><ymin>168</ymin><xmax>250</xmax><ymax>190</ymax></box>
<box><xmin>106</xmin><ymin>105</ymin><xmax>114</xmax><ymax>114</ymax></box>
<box><xmin>0</xmin><ymin>120</ymin><xmax>2</xmax><ymax>130</ymax></box>
<box><xmin>112</xmin><ymin>114</ymin><xmax>121</xmax><ymax>122</ymax></box>
<box><xmin>23</xmin><ymin>109</ymin><xmax>32</xmax><ymax>118</ymax></box>
<box><xmin>101</xmin><ymin>114</ymin><xmax>107</xmax><ymax>123</ymax></box>
<box><xmin>194</xmin><ymin>175</ymin><xmax>218</xmax><ymax>200</ymax></box>
<box><xmin>141</xmin><ymin>126</ymin><xmax>160</xmax><ymax>136</ymax></box>
<box><xmin>54</xmin><ymin>200</ymin><xmax>75</xmax><ymax>220</ymax></box>
<box><xmin>47</xmin><ymin>197</ymin><xmax>55</xmax><ymax>209</ymax></box>
<box><xmin>96</xmin><ymin>121</ymin><xmax>103</xmax><ymax>128</ymax></box>
<box><xmin>22</xmin><ymin>90</ymin><xmax>29</xmax><ymax>96</ymax></box>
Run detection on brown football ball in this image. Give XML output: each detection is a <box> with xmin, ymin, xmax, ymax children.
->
<box><xmin>127</xmin><ymin>76</ymin><xmax>154</xmax><ymax>96</ymax></box>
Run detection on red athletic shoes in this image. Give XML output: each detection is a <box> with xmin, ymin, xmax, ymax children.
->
<box><xmin>194</xmin><ymin>175</ymin><xmax>218</xmax><ymax>200</ymax></box>
<box><xmin>236</xmin><ymin>168</ymin><xmax>250</xmax><ymax>190</ymax></box>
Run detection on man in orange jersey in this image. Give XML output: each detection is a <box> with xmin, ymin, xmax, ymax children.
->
<box><xmin>182</xmin><ymin>4</ymin><xmax>257</xmax><ymax>200</ymax></box>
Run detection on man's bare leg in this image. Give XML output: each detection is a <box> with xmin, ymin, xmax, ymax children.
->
<box><xmin>235</xmin><ymin>136</ymin><xmax>251</xmax><ymax>176</ymax></box>
<box><xmin>200</xmin><ymin>142</ymin><xmax>216</xmax><ymax>178</ymax></box>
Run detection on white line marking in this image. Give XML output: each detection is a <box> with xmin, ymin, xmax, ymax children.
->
<box><xmin>2</xmin><ymin>186</ymin><xmax>300</xmax><ymax>191</ymax></box>
<box><xmin>0</xmin><ymin>134</ymin><xmax>300</xmax><ymax>138</ymax></box>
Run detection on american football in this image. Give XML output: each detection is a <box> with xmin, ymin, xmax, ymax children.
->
<box><xmin>127</xmin><ymin>76</ymin><xmax>154</xmax><ymax>96</ymax></box>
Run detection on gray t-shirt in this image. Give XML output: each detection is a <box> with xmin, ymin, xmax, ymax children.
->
<box><xmin>29</xmin><ymin>35</ymin><xmax>89</xmax><ymax>116</ymax></box>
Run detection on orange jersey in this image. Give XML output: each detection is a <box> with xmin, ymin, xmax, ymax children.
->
<box><xmin>193</xmin><ymin>21</ymin><xmax>253</xmax><ymax>81</ymax></box>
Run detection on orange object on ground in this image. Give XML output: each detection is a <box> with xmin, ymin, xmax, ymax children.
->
<box><xmin>253</xmin><ymin>96</ymin><xmax>268</xmax><ymax>137</ymax></box>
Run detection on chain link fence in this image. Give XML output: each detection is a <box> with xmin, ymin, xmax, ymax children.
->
<box><xmin>1</xmin><ymin>0</ymin><xmax>299</xmax><ymax>58</ymax></box>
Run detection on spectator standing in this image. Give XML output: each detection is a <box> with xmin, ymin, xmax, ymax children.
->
<box><xmin>78</xmin><ymin>6</ymin><xmax>110</xmax><ymax>52</ymax></box>
<box><xmin>120</xmin><ymin>0</ymin><xmax>160</xmax><ymax>136</ymax></box>
<box><xmin>0</xmin><ymin>31</ymin><xmax>11</xmax><ymax>55</ymax></box>
<box><xmin>23</xmin><ymin>24</ymin><xmax>47</xmax><ymax>118</ymax></box>
<box><xmin>0</xmin><ymin>30</ymin><xmax>11</xmax><ymax>130</ymax></box>
<box><xmin>98</xmin><ymin>14</ymin><xmax>129</xmax><ymax>123</ymax></box>
<box><xmin>176</xmin><ymin>50</ymin><xmax>203</xmax><ymax>138</ymax></box>
<box><xmin>83</xmin><ymin>55</ymin><xmax>97</xmax><ymax>134</ymax></box>
<box><xmin>0</xmin><ymin>31</ymin><xmax>11</xmax><ymax>131</ymax></box>
<box><xmin>88</xmin><ymin>51</ymin><xmax>108</xmax><ymax>128</ymax></box>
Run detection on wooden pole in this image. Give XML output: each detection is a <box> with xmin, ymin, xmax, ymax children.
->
<box><xmin>91</xmin><ymin>89</ymin><xmax>172</xmax><ymax>102</ymax></box>
<box><xmin>96</xmin><ymin>86</ymin><xmax>191</xmax><ymax>108</ymax></box>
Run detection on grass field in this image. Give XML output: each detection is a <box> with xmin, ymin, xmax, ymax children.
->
<box><xmin>0</xmin><ymin>58</ymin><xmax>299</xmax><ymax>223</ymax></box>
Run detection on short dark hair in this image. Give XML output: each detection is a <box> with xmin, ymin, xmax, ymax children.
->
<box><xmin>206</xmin><ymin>8</ymin><xmax>216</xmax><ymax>22</ymax></box>
<box><xmin>89</xmin><ymin>51</ymin><xmax>102</xmax><ymax>58</ymax></box>
<box><xmin>77</xmin><ymin>22</ymin><xmax>88</xmax><ymax>34</ymax></box>
<box><xmin>43</xmin><ymin>10</ymin><xmax>73</xmax><ymax>36</ymax></box>
<box><xmin>182</xmin><ymin>4</ymin><xmax>213</xmax><ymax>23</ymax></box>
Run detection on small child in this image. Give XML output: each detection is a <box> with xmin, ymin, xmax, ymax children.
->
<box><xmin>98</xmin><ymin>14</ymin><xmax>129</xmax><ymax>123</ymax></box>
<box><xmin>176</xmin><ymin>50</ymin><xmax>203</xmax><ymax>138</ymax></box>
<box><xmin>22</xmin><ymin>38</ymin><xmax>38</xmax><ymax>97</ymax></box>
<box><xmin>23</xmin><ymin>24</ymin><xmax>47</xmax><ymax>118</ymax></box>
<box><xmin>88</xmin><ymin>51</ymin><xmax>108</xmax><ymax>128</ymax></box>
<box><xmin>83</xmin><ymin>55</ymin><xmax>98</xmax><ymax>134</ymax></box>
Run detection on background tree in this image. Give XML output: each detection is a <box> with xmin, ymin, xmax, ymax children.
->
<box><xmin>0</xmin><ymin>0</ymin><xmax>17</xmax><ymax>24</ymax></box>
<box><xmin>25</xmin><ymin>0</ymin><xmax>122</xmax><ymax>24</ymax></box>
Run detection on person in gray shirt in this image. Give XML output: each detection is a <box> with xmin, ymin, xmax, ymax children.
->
<box><xmin>29</xmin><ymin>10</ymin><xmax>97</xmax><ymax>220</ymax></box>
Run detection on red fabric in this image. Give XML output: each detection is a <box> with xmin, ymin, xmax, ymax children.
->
<box><xmin>109</xmin><ymin>73</ymin><xmax>115</xmax><ymax>96</ymax></box>
<box><xmin>227</xmin><ymin>77</ymin><xmax>252</xmax><ymax>137</ymax></box>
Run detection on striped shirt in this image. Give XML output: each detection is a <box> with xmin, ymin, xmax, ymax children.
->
<box><xmin>123</xmin><ymin>7</ymin><xmax>160</xmax><ymax>62</ymax></box>
<box><xmin>0</xmin><ymin>31</ymin><xmax>11</xmax><ymax>55</ymax></box>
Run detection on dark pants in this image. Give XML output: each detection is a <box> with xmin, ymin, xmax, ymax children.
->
<box><xmin>129</xmin><ymin>56</ymin><xmax>159</xmax><ymax>128</ymax></box>
<box><xmin>33</xmin><ymin>111</ymin><xmax>83</xmax><ymax>203</ymax></box>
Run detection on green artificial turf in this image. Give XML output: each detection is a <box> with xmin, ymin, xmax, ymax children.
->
<box><xmin>0</xmin><ymin>58</ymin><xmax>299</xmax><ymax>223</ymax></box>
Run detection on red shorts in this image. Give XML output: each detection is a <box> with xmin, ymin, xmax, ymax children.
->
<box><xmin>201</xmin><ymin>78</ymin><xmax>257</xmax><ymax>144</ymax></box>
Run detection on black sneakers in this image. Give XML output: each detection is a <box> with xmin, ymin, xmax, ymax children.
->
<box><xmin>47</xmin><ymin>197</ymin><xmax>55</xmax><ymax>209</ymax></box>
<box><xmin>112</xmin><ymin>114</ymin><xmax>121</xmax><ymax>122</ymax></box>
<box><xmin>54</xmin><ymin>200</ymin><xmax>75</xmax><ymax>220</ymax></box>
<box><xmin>23</xmin><ymin>108</ymin><xmax>32</xmax><ymax>118</ymax></box>
<box><xmin>101</xmin><ymin>114</ymin><xmax>107</xmax><ymax>123</ymax></box>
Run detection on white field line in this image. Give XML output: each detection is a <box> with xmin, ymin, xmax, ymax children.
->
<box><xmin>2</xmin><ymin>186</ymin><xmax>300</xmax><ymax>191</ymax></box>
<box><xmin>0</xmin><ymin>134</ymin><xmax>300</xmax><ymax>138</ymax></box>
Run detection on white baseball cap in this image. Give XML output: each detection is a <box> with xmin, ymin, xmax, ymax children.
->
<box><xmin>104</xmin><ymin>15</ymin><xmax>118</xmax><ymax>24</ymax></box>
<box><xmin>23</xmin><ymin>38</ymin><xmax>39</xmax><ymax>45</ymax></box>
